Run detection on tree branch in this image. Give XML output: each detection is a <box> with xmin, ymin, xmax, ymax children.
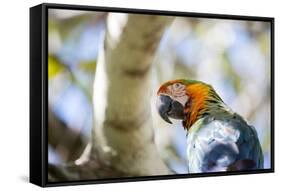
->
<box><xmin>48</xmin><ymin>155</ymin><xmax>128</xmax><ymax>181</ymax></box>
<box><xmin>48</xmin><ymin>107</ymin><xmax>87</xmax><ymax>162</ymax></box>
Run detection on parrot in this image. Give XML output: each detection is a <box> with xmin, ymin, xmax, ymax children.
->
<box><xmin>156</xmin><ymin>79</ymin><xmax>263</xmax><ymax>173</ymax></box>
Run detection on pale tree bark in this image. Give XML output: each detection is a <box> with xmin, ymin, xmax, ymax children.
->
<box><xmin>48</xmin><ymin>13</ymin><xmax>173</xmax><ymax>181</ymax></box>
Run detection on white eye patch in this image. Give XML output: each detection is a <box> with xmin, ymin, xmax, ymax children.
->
<box><xmin>168</xmin><ymin>83</ymin><xmax>188</xmax><ymax>106</ymax></box>
<box><xmin>171</xmin><ymin>83</ymin><xmax>186</xmax><ymax>96</ymax></box>
<box><xmin>174</xmin><ymin>95</ymin><xmax>189</xmax><ymax>107</ymax></box>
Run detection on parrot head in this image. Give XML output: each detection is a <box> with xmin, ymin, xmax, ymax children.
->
<box><xmin>156</xmin><ymin>79</ymin><xmax>223</xmax><ymax>129</ymax></box>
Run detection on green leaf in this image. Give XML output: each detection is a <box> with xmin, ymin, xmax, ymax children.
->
<box><xmin>78</xmin><ymin>60</ymin><xmax>97</xmax><ymax>73</ymax></box>
<box><xmin>48</xmin><ymin>56</ymin><xmax>64</xmax><ymax>79</ymax></box>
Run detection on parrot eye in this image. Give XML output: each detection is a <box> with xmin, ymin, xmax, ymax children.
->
<box><xmin>173</xmin><ymin>83</ymin><xmax>181</xmax><ymax>89</ymax></box>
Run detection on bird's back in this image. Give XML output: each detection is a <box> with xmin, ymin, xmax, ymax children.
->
<box><xmin>186</xmin><ymin>112</ymin><xmax>263</xmax><ymax>173</ymax></box>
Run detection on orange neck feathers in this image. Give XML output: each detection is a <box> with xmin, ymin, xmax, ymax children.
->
<box><xmin>184</xmin><ymin>83</ymin><xmax>211</xmax><ymax>129</ymax></box>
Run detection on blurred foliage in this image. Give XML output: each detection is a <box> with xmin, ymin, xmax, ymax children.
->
<box><xmin>78</xmin><ymin>60</ymin><xmax>97</xmax><ymax>73</ymax></box>
<box><xmin>48</xmin><ymin>55</ymin><xmax>65</xmax><ymax>79</ymax></box>
<box><xmin>48</xmin><ymin>9</ymin><xmax>272</xmax><ymax>173</ymax></box>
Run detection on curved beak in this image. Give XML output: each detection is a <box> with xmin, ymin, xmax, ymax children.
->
<box><xmin>157</xmin><ymin>95</ymin><xmax>185</xmax><ymax>124</ymax></box>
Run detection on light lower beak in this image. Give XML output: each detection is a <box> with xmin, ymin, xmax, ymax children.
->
<box><xmin>157</xmin><ymin>95</ymin><xmax>185</xmax><ymax>124</ymax></box>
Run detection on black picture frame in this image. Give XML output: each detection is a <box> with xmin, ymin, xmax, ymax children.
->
<box><xmin>30</xmin><ymin>3</ymin><xmax>275</xmax><ymax>187</ymax></box>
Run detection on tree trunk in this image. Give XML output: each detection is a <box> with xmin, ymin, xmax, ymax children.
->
<box><xmin>90</xmin><ymin>13</ymin><xmax>173</xmax><ymax>176</ymax></box>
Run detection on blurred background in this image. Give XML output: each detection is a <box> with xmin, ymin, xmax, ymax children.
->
<box><xmin>48</xmin><ymin>9</ymin><xmax>271</xmax><ymax>174</ymax></box>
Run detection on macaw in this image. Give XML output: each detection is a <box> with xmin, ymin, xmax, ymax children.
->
<box><xmin>156</xmin><ymin>79</ymin><xmax>263</xmax><ymax>173</ymax></box>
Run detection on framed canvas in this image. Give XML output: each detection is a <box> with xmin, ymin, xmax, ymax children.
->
<box><xmin>30</xmin><ymin>3</ymin><xmax>274</xmax><ymax>187</ymax></box>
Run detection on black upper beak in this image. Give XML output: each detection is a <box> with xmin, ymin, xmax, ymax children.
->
<box><xmin>157</xmin><ymin>95</ymin><xmax>185</xmax><ymax>124</ymax></box>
